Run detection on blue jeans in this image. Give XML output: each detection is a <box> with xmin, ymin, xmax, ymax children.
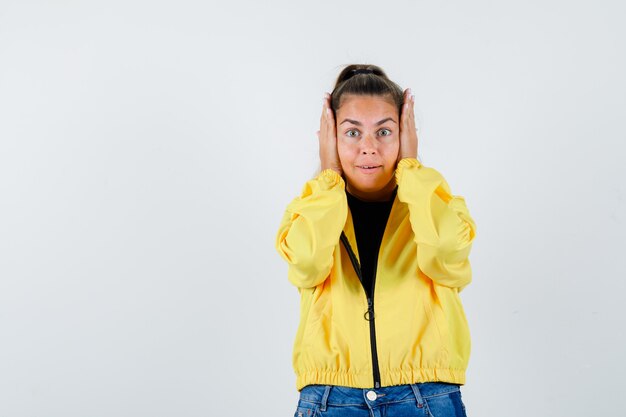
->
<box><xmin>294</xmin><ymin>382</ymin><xmax>468</xmax><ymax>417</ymax></box>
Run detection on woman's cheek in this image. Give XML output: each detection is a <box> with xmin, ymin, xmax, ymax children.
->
<box><xmin>337</xmin><ymin>137</ymin><xmax>354</xmax><ymax>155</ymax></box>
<box><xmin>336</xmin><ymin>141</ymin><xmax>349</xmax><ymax>166</ymax></box>
<box><xmin>386</xmin><ymin>138</ymin><xmax>400</xmax><ymax>161</ymax></box>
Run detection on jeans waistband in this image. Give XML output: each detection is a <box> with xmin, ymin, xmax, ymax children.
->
<box><xmin>299</xmin><ymin>382</ymin><xmax>461</xmax><ymax>410</ymax></box>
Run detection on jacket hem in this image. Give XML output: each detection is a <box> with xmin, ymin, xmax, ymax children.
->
<box><xmin>295</xmin><ymin>368</ymin><xmax>466</xmax><ymax>391</ymax></box>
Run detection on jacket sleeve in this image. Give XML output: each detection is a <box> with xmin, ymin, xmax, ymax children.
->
<box><xmin>275</xmin><ymin>169</ymin><xmax>348</xmax><ymax>289</ymax></box>
<box><xmin>395</xmin><ymin>158</ymin><xmax>477</xmax><ymax>292</ymax></box>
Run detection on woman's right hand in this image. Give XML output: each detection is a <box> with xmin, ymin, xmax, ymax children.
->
<box><xmin>317</xmin><ymin>93</ymin><xmax>343</xmax><ymax>175</ymax></box>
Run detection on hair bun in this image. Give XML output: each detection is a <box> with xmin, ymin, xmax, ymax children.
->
<box><xmin>351</xmin><ymin>68</ymin><xmax>374</xmax><ymax>75</ymax></box>
<box><xmin>335</xmin><ymin>64</ymin><xmax>388</xmax><ymax>85</ymax></box>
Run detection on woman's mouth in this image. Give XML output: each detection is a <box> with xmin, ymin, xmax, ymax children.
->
<box><xmin>357</xmin><ymin>165</ymin><xmax>382</xmax><ymax>172</ymax></box>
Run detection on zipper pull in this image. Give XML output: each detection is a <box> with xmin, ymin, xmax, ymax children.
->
<box><xmin>364</xmin><ymin>298</ymin><xmax>375</xmax><ymax>321</ymax></box>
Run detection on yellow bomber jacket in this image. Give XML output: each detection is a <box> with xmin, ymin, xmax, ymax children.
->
<box><xmin>275</xmin><ymin>158</ymin><xmax>477</xmax><ymax>391</ymax></box>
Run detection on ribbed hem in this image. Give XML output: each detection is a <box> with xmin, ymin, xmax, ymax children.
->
<box><xmin>295</xmin><ymin>367</ymin><xmax>465</xmax><ymax>391</ymax></box>
<box><xmin>383</xmin><ymin>367</ymin><xmax>466</xmax><ymax>388</ymax></box>
<box><xmin>296</xmin><ymin>369</ymin><xmax>372</xmax><ymax>391</ymax></box>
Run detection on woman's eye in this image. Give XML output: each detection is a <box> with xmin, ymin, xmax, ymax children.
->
<box><xmin>379</xmin><ymin>129</ymin><xmax>392</xmax><ymax>136</ymax></box>
<box><xmin>346</xmin><ymin>130</ymin><xmax>360</xmax><ymax>137</ymax></box>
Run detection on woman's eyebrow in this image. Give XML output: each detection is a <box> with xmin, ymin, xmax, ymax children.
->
<box><xmin>340</xmin><ymin>117</ymin><xmax>397</xmax><ymax>126</ymax></box>
<box><xmin>376</xmin><ymin>117</ymin><xmax>397</xmax><ymax>125</ymax></box>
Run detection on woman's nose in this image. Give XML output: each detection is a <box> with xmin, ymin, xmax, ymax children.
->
<box><xmin>360</xmin><ymin>134</ymin><xmax>377</xmax><ymax>154</ymax></box>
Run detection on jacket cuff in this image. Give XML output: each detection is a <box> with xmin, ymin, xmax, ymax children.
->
<box><xmin>395</xmin><ymin>158</ymin><xmax>422</xmax><ymax>182</ymax></box>
<box><xmin>318</xmin><ymin>169</ymin><xmax>345</xmax><ymax>189</ymax></box>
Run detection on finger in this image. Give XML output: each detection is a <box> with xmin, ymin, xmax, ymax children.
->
<box><xmin>325</xmin><ymin>108</ymin><xmax>335</xmax><ymax>138</ymax></box>
<box><xmin>405</xmin><ymin>88</ymin><xmax>414</xmax><ymax>112</ymax></box>
<box><xmin>401</xmin><ymin>100</ymin><xmax>410</xmax><ymax>126</ymax></box>
<box><xmin>326</xmin><ymin>107</ymin><xmax>335</xmax><ymax>125</ymax></box>
<box><xmin>325</xmin><ymin>104</ymin><xmax>336</xmax><ymax>134</ymax></box>
<box><xmin>402</xmin><ymin>89</ymin><xmax>415</xmax><ymax>125</ymax></box>
<box><xmin>403</xmin><ymin>88</ymin><xmax>410</xmax><ymax>103</ymax></box>
<box><xmin>321</xmin><ymin>92</ymin><xmax>330</xmax><ymax>112</ymax></box>
<box><xmin>320</xmin><ymin>99</ymin><xmax>332</xmax><ymax>136</ymax></box>
<box><xmin>325</xmin><ymin>96</ymin><xmax>335</xmax><ymax>122</ymax></box>
<box><xmin>401</xmin><ymin>89</ymin><xmax>410</xmax><ymax>116</ymax></box>
<box><xmin>405</xmin><ymin>104</ymin><xmax>415</xmax><ymax>131</ymax></box>
<box><xmin>320</xmin><ymin>94</ymin><xmax>331</xmax><ymax>128</ymax></box>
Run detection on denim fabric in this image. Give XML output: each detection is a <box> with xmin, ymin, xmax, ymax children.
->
<box><xmin>294</xmin><ymin>382</ymin><xmax>467</xmax><ymax>417</ymax></box>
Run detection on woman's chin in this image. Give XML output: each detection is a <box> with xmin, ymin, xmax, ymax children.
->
<box><xmin>351</xmin><ymin>174</ymin><xmax>394</xmax><ymax>190</ymax></box>
<box><xmin>346</xmin><ymin>177</ymin><xmax>396</xmax><ymax>200</ymax></box>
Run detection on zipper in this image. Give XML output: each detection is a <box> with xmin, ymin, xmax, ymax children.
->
<box><xmin>369</xmin><ymin>253</ymin><xmax>381</xmax><ymax>388</ymax></box>
<box><xmin>340</xmin><ymin>232</ymin><xmax>382</xmax><ymax>389</ymax></box>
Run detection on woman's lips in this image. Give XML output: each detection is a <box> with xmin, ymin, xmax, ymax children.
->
<box><xmin>356</xmin><ymin>165</ymin><xmax>382</xmax><ymax>173</ymax></box>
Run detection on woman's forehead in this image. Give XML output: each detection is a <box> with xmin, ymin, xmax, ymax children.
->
<box><xmin>338</xmin><ymin>93</ymin><xmax>396</xmax><ymax>107</ymax></box>
<box><xmin>337</xmin><ymin>95</ymin><xmax>398</xmax><ymax>123</ymax></box>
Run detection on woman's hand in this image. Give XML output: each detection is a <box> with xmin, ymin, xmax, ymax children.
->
<box><xmin>398</xmin><ymin>88</ymin><xmax>418</xmax><ymax>162</ymax></box>
<box><xmin>317</xmin><ymin>93</ymin><xmax>343</xmax><ymax>175</ymax></box>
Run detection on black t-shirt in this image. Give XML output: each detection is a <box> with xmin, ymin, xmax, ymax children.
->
<box><xmin>345</xmin><ymin>187</ymin><xmax>397</xmax><ymax>297</ymax></box>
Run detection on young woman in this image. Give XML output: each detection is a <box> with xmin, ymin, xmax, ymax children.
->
<box><xmin>275</xmin><ymin>64</ymin><xmax>476</xmax><ymax>417</ymax></box>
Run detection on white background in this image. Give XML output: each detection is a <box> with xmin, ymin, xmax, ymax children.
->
<box><xmin>1</xmin><ymin>0</ymin><xmax>625</xmax><ymax>416</ymax></box>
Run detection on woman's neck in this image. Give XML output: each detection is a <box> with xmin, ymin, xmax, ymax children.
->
<box><xmin>345</xmin><ymin>178</ymin><xmax>397</xmax><ymax>202</ymax></box>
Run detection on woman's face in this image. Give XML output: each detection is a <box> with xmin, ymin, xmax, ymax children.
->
<box><xmin>335</xmin><ymin>94</ymin><xmax>400</xmax><ymax>201</ymax></box>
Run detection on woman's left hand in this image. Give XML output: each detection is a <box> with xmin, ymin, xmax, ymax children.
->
<box><xmin>398</xmin><ymin>88</ymin><xmax>418</xmax><ymax>162</ymax></box>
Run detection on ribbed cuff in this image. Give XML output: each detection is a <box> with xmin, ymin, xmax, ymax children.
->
<box><xmin>318</xmin><ymin>168</ymin><xmax>345</xmax><ymax>188</ymax></box>
<box><xmin>395</xmin><ymin>158</ymin><xmax>422</xmax><ymax>182</ymax></box>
